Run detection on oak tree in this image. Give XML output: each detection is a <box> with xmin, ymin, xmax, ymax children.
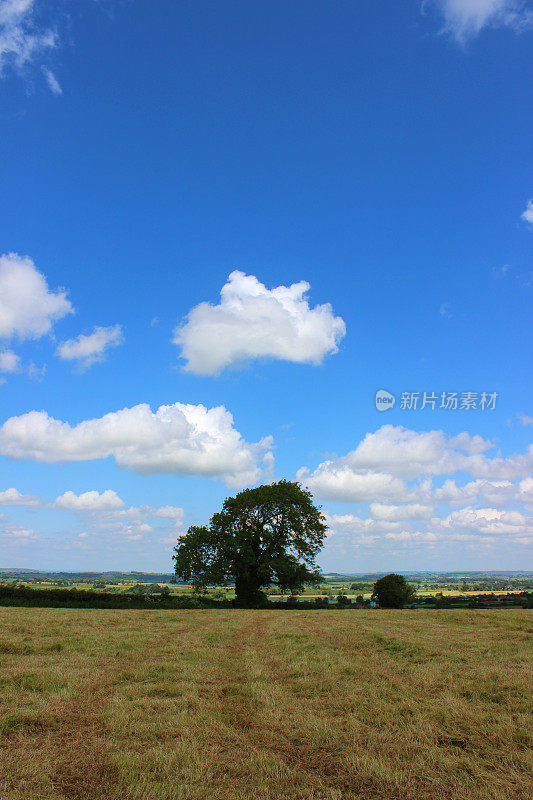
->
<box><xmin>173</xmin><ymin>480</ymin><xmax>327</xmax><ymax>605</ymax></box>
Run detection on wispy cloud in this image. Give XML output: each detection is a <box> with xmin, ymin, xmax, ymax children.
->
<box><xmin>492</xmin><ymin>264</ymin><xmax>511</xmax><ymax>278</ymax></box>
<box><xmin>56</xmin><ymin>324</ymin><xmax>124</xmax><ymax>370</ymax></box>
<box><xmin>41</xmin><ymin>64</ymin><xmax>61</xmax><ymax>94</ymax></box>
<box><xmin>0</xmin><ymin>0</ymin><xmax>57</xmax><ymax>79</ymax></box>
<box><xmin>0</xmin><ymin>349</ymin><xmax>21</xmax><ymax>373</ymax></box>
<box><xmin>0</xmin><ymin>348</ymin><xmax>47</xmax><ymax>383</ymax></box>
<box><xmin>428</xmin><ymin>0</ymin><xmax>533</xmax><ymax>44</ymax></box>
<box><xmin>521</xmin><ymin>199</ymin><xmax>533</xmax><ymax>224</ymax></box>
<box><xmin>1</xmin><ymin>1</ymin><xmax>115</xmax><ymax>93</ymax></box>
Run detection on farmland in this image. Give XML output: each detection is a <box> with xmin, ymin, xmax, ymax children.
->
<box><xmin>1</xmin><ymin>569</ymin><xmax>531</xmax><ymax>606</ymax></box>
<box><xmin>1</xmin><ymin>608</ymin><xmax>531</xmax><ymax>800</ymax></box>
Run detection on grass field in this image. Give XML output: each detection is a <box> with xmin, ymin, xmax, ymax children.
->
<box><xmin>0</xmin><ymin>609</ymin><xmax>531</xmax><ymax>800</ymax></box>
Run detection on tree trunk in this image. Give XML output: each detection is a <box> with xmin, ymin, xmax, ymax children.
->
<box><xmin>234</xmin><ymin>569</ymin><xmax>264</xmax><ymax>605</ymax></box>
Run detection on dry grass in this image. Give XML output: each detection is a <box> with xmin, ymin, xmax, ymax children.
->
<box><xmin>0</xmin><ymin>608</ymin><xmax>531</xmax><ymax>800</ymax></box>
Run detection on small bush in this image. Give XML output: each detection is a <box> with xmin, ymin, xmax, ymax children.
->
<box><xmin>336</xmin><ymin>594</ymin><xmax>351</xmax><ymax>607</ymax></box>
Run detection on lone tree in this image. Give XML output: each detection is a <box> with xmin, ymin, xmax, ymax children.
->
<box><xmin>173</xmin><ymin>480</ymin><xmax>327</xmax><ymax>605</ymax></box>
<box><xmin>372</xmin><ymin>573</ymin><xmax>415</xmax><ymax>608</ymax></box>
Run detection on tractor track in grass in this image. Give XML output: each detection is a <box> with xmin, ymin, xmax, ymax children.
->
<box><xmin>204</xmin><ymin>613</ymin><xmax>405</xmax><ymax>800</ymax></box>
<box><xmin>207</xmin><ymin>612</ymin><xmax>519</xmax><ymax>800</ymax></box>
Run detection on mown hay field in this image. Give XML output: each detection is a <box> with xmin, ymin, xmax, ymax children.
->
<box><xmin>0</xmin><ymin>608</ymin><xmax>531</xmax><ymax>800</ymax></box>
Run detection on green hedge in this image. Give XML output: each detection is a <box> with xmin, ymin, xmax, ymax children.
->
<box><xmin>1</xmin><ymin>585</ymin><xmax>531</xmax><ymax>611</ymax></box>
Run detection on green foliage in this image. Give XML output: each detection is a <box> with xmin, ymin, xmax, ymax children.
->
<box><xmin>127</xmin><ymin>584</ymin><xmax>147</xmax><ymax>595</ymax></box>
<box><xmin>173</xmin><ymin>480</ymin><xmax>327</xmax><ymax>605</ymax></box>
<box><xmin>1</xmin><ymin>584</ymin><xmax>531</xmax><ymax>611</ymax></box>
<box><xmin>372</xmin><ymin>574</ymin><xmax>416</xmax><ymax>608</ymax></box>
<box><xmin>336</xmin><ymin>593</ymin><xmax>351</xmax><ymax>607</ymax></box>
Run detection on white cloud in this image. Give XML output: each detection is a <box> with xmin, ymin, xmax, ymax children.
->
<box><xmin>435</xmin><ymin>478</ymin><xmax>515</xmax><ymax>506</ymax></box>
<box><xmin>0</xmin><ymin>253</ymin><xmax>73</xmax><ymax>341</ymax></box>
<box><xmin>0</xmin><ymin>487</ymin><xmax>40</xmax><ymax>507</ymax></box>
<box><xmin>519</xmin><ymin>415</ymin><xmax>533</xmax><ymax>426</ymax></box>
<box><xmin>297</xmin><ymin>465</ymin><xmax>406</xmax><ymax>502</ymax></box>
<box><xmin>437</xmin><ymin>506</ymin><xmax>530</xmax><ymax>536</ymax></box>
<box><xmin>347</xmin><ymin>426</ymin><xmax>459</xmax><ymax>479</ymax></box>
<box><xmin>430</xmin><ymin>0</ymin><xmax>533</xmax><ymax>43</ymax></box>
<box><xmin>384</xmin><ymin>531</ymin><xmax>414</xmax><ymax>542</ymax></box>
<box><xmin>26</xmin><ymin>361</ymin><xmax>46</xmax><ymax>380</ymax></box>
<box><xmin>152</xmin><ymin>505</ymin><xmax>185</xmax><ymax>520</ymax></box>
<box><xmin>0</xmin><ymin>401</ymin><xmax>273</xmax><ymax>487</ymax></box>
<box><xmin>0</xmin><ymin>351</ymin><xmax>48</xmax><ymax>380</ymax></box>
<box><xmin>41</xmin><ymin>65</ymin><xmax>61</xmax><ymax>94</ymax></box>
<box><xmin>74</xmin><ymin>500</ymin><xmax>187</xmax><ymax>545</ymax></box>
<box><xmin>56</xmin><ymin>324</ymin><xmax>124</xmax><ymax>370</ymax></box>
<box><xmin>448</xmin><ymin>431</ymin><xmax>493</xmax><ymax>454</ymax></box>
<box><xmin>174</xmin><ymin>270</ymin><xmax>346</xmax><ymax>375</ymax></box>
<box><xmin>325</xmin><ymin>512</ymin><xmax>402</xmax><ymax>536</ymax></box>
<box><xmin>54</xmin><ymin>490</ymin><xmax>125</xmax><ymax>512</ymax></box>
<box><xmin>517</xmin><ymin>477</ymin><xmax>533</xmax><ymax>504</ymax></box>
<box><xmin>370</xmin><ymin>502</ymin><xmax>434</xmax><ymax>521</ymax></box>
<box><xmin>385</xmin><ymin>530</ymin><xmax>438</xmax><ymax>542</ymax></box>
<box><xmin>0</xmin><ymin>349</ymin><xmax>21</xmax><ymax>373</ymax></box>
<box><xmin>0</xmin><ymin>524</ymin><xmax>36</xmax><ymax>544</ymax></box>
<box><xmin>0</xmin><ymin>0</ymin><xmax>115</xmax><ymax>93</ymax></box>
<box><xmin>298</xmin><ymin>426</ymin><xmax>532</xmax><ymax>502</ymax></box>
<box><xmin>521</xmin><ymin>199</ymin><xmax>533</xmax><ymax>224</ymax></box>
<box><xmin>300</xmin><ymin>424</ymin><xmax>532</xmax><ymax>554</ymax></box>
<box><xmin>137</xmin><ymin>523</ymin><xmax>153</xmax><ymax>533</ymax></box>
<box><xmin>4</xmin><ymin>489</ymin><xmax>188</xmax><ymax>551</ymax></box>
<box><xmin>0</xmin><ymin>0</ymin><xmax>57</xmax><ymax>76</ymax></box>
<box><xmin>323</xmin><ymin>491</ymin><xmax>532</xmax><ymax>551</ymax></box>
<box><xmin>0</xmin><ymin>488</ymin><xmax>188</xmax><ymax>557</ymax></box>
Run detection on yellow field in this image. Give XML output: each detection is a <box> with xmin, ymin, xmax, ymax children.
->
<box><xmin>276</xmin><ymin>590</ymin><xmax>525</xmax><ymax>598</ymax></box>
<box><xmin>0</xmin><ymin>608</ymin><xmax>531</xmax><ymax>800</ymax></box>
<box><xmin>405</xmin><ymin>589</ymin><xmax>524</xmax><ymax>597</ymax></box>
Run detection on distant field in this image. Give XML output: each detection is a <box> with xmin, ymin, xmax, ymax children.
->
<box><xmin>0</xmin><ymin>609</ymin><xmax>531</xmax><ymax>800</ymax></box>
<box><xmin>2</xmin><ymin>579</ymin><xmax>528</xmax><ymax>602</ymax></box>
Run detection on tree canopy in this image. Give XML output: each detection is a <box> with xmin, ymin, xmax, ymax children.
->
<box><xmin>371</xmin><ymin>573</ymin><xmax>416</xmax><ymax>608</ymax></box>
<box><xmin>173</xmin><ymin>480</ymin><xmax>327</xmax><ymax>605</ymax></box>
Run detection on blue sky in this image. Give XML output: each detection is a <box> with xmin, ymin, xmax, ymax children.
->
<box><xmin>0</xmin><ymin>0</ymin><xmax>532</xmax><ymax>573</ymax></box>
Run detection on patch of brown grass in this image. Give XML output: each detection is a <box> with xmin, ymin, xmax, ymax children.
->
<box><xmin>0</xmin><ymin>608</ymin><xmax>531</xmax><ymax>799</ymax></box>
